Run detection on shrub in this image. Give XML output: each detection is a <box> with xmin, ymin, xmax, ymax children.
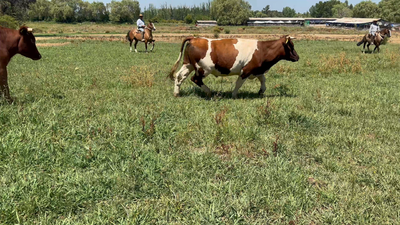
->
<box><xmin>0</xmin><ymin>15</ymin><xmax>19</xmax><ymax>29</ymax></box>
<box><xmin>224</xmin><ymin>28</ymin><xmax>230</xmax><ymax>34</ymax></box>
<box><xmin>184</xmin><ymin>14</ymin><xmax>193</xmax><ymax>24</ymax></box>
<box><xmin>213</xmin><ymin>26</ymin><xmax>222</xmax><ymax>33</ymax></box>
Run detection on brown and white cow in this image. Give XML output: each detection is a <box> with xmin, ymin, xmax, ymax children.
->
<box><xmin>168</xmin><ymin>36</ymin><xmax>299</xmax><ymax>98</ymax></box>
<box><xmin>0</xmin><ymin>26</ymin><xmax>41</xmax><ymax>103</ymax></box>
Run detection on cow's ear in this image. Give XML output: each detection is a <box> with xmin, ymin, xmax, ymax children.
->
<box><xmin>19</xmin><ymin>26</ymin><xmax>28</xmax><ymax>35</ymax></box>
<box><xmin>286</xmin><ymin>36</ymin><xmax>296</xmax><ymax>44</ymax></box>
<box><xmin>19</xmin><ymin>27</ymin><xmax>33</xmax><ymax>35</ymax></box>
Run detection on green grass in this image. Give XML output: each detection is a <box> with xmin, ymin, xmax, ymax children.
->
<box><xmin>1</xmin><ymin>38</ymin><xmax>400</xmax><ymax>224</ymax></box>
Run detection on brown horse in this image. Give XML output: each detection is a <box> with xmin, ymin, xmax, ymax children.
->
<box><xmin>356</xmin><ymin>28</ymin><xmax>392</xmax><ymax>53</ymax></box>
<box><xmin>126</xmin><ymin>22</ymin><xmax>156</xmax><ymax>53</ymax></box>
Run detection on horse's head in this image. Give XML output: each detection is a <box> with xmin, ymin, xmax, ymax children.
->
<box><xmin>381</xmin><ymin>28</ymin><xmax>392</xmax><ymax>37</ymax></box>
<box><xmin>147</xmin><ymin>21</ymin><xmax>156</xmax><ymax>31</ymax></box>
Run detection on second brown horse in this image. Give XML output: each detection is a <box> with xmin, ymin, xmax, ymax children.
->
<box><xmin>126</xmin><ymin>22</ymin><xmax>156</xmax><ymax>53</ymax></box>
<box><xmin>356</xmin><ymin>28</ymin><xmax>391</xmax><ymax>53</ymax></box>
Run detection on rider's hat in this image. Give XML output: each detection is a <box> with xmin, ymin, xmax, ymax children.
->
<box><xmin>139</xmin><ymin>14</ymin><xmax>143</xmax><ymax>17</ymax></box>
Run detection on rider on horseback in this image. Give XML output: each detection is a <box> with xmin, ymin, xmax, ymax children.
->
<box><xmin>369</xmin><ymin>20</ymin><xmax>380</xmax><ymax>41</ymax></box>
<box><xmin>137</xmin><ymin>13</ymin><xmax>145</xmax><ymax>41</ymax></box>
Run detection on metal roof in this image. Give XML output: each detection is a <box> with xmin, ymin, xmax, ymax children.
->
<box><xmin>329</xmin><ymin>18</ymin><xmax>381</xmax><ymax>24</ymax></box>
<box><xmin>248</xmin><ymin>17</ymin><xmax>305</xmax><ymax>21</ymax></box>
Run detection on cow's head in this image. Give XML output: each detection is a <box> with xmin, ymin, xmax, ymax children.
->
<box><xmin>283</xmin><ymin>36</ymin><xmax>299</xmax><ymax>62</ymax></box>
<box><xmin>18</xmin><ymin>26</ymin><xmax>41</xmax><ymax>60</ymax></box>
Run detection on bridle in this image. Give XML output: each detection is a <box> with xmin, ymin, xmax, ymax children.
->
<box><xmin>145</xmin><ymin>23</ymin><xmax>156</xmax><ymax>31</ymax></box>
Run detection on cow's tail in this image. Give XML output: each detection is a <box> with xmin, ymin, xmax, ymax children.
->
<box><xmin>168</xmin><ymin>37</ymin><xmax>194</xmax><ymax>80</ymax></box>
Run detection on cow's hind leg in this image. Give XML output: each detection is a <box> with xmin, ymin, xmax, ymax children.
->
<box><xmin>174</xmin><ymin>64</ymin><xmax>194</xmax><ymax>97</ymax></box>
<box><xmin>191</xmin><ymin>69</ymin><xmax>211</xmax><ymax>97</ymax></box>
<box><xmin>0</xmin><ymin>66</ymin><xmax>12</xmax><ymax>103</ymax></box>
<box><xmin>232</xmin><ymin>76</ymin><xmax>247</xmax><ymax>98</ymax></box>
<box><xmin>256</xmin><ymin>74</ymin><xmax>266</xmax><ymax>96</ymax></box>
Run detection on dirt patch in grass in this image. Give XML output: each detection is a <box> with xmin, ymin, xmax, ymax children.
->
<box><xmin>36</xmin><ymin>42</ymin><xmax>71</xmax><ymax>47</ymax></box>
<box><xmin>35</xmin><ymin>31</ymin><xmax>400</xmax><ymax>44</ymax></box>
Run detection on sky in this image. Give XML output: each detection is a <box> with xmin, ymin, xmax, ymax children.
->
<box><xmin>91</xmin><ymin>0</ymin><xmax>381</xmax><ymax>13</ymax></box>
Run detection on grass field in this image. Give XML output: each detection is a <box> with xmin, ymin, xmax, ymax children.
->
<box><xmin>1</xmin><ymin>34</ymin><xmax>400</xmax><ymax>224</ymax></box>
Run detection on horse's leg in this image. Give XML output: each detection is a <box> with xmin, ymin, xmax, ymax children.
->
<box><xmin>129</xmin><ymin>40</ymin><xmax>133</xmax><ymax>52</ymax></box>
<box><xmin>144</xmin><ymin>41</ymin><xmax>148</xmax><ymax>53</ymax></box>
<box><xmin>134</xmin><ymin>39</ymin><xmax>138</xmax><ymax>53</ymax></box>
<box><xmin>362</xmin><ymin>42</ymin><xmax>366</xmax><ymax>53</ymax></box>
<box><xmin>367</xmin><ymin>43</ymin><xmax>371</xmax><ymax>52</ymax></box>
<box><xmin>150</xmin><ymin>41</ymin><xmax>155</xmax><ymax>52</ymax></box>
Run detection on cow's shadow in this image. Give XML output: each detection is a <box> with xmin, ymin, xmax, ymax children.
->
<box><xmin>179</xmin><ymin>88</ymin><xmax>296</xmax><ymax>99</ymax></box>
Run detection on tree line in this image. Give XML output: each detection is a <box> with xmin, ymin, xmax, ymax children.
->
<box><xmin>0</xmin><ymin>0</ymin><xmax>399</xmax><ymax>25</ymax></box>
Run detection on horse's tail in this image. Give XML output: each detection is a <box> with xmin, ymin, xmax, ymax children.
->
<box><xmin>126</xmin><ymin>31</ymin><xmax>131</xmax><ymax>42</ymax></box>
<box><xmin>356</xmin><ymin>40</ymin><xmax>363</xmax><ymax>46</ymax></box>
<box><xmin>168</xmin><ymin>36</ymin><xmax>194</xmax><ymax>80</ymax></box>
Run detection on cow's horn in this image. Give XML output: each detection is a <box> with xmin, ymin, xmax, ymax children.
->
<box><xmin>27</xmin><ymin>28</ymin><xmax>33</xmax><ymax>32</ymax></box>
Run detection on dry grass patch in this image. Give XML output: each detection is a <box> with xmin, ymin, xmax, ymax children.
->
<box><xmin>120</xmin><ymin>65</ymin><xmax>155</xmax><ymax>88</ymax></box>
<box><xmin>318</xmin><ymin>52</ymin><xmax>363</xmax><ymax>75</ymax></box>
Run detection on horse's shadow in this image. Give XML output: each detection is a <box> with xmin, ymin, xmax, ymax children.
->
<box><xmin>179</xmin><ymin>88</ymin><xmax>296</xmax><ymax>100</ymax></box>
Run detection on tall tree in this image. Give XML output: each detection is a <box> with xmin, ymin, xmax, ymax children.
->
<box><xmin>210</xmin><ymin>0</ymin><xmax>251</xmax><ymax>25</ymax></box>
<box><xmin>379</xmin><ymin>0</ymin><xmax>400</xmax><ymax>23</ymax></box>
<box><xmin>309</xmin><ymin>0</ymin><xmax>341</xmax><ymax>18</ymax></box>
<box><xmin>282</xmin><ymin>7</ymin><xmax>296</xmax><ymax>17</ymax></box>
<box><xmin>261</xmin><ymin>5</ymin><xmax>269</xmax><ymax>15</ymax></box>
<box><xmin>108</xmin><ymin>0</ymin><xmax>140</xmax><ymax>23</ymax></box>
<box><xmin>332</xmin><ymin>3</ymin><xmax>353</xmax><ymax>17</ymax></box>
<box><xmin>28</xmin><ymin>0</ymin><xmax>52</xmax><ymax>21</ymax></box>
<box><xmin>353</xmin><ymin>1</ymin><xmax>380</xmax><ymax>18</ymax></box>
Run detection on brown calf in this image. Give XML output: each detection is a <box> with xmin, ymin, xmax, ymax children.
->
<box><xmin>0</xmin><ymin>26</ymin><xmax>41</xmax><ymax>103</ymax></box>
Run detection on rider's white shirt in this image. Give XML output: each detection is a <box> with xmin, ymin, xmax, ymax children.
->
<box><xmin>369</xmin><ymin>24</ymin><xmax>380</xmax><ymax>35</ymax></box>
<box><xmin>137</xmin><ymin>19</ymin><xmax>145</xmax><ymax>32</ymax></box>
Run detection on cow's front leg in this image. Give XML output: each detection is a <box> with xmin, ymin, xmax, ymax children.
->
<box><xmin>257</xmin><ymin>74</ymin><xmax>266</xmax><ymax>97</ymax></box>
<box><xmin>174</xmin><ymin>64</ymin><xmax>193</xmax><ymax>97</ymax></box>
<box><xmin>232</xmin><ymin>76</ymin><xmax>247</xmax><ymax>98</ymax></box>
<box><xmin>0</xmin><ymin>65</ymin><xmax>12</xmax><ymax>103</ymax></box>
<box><xmin>191</xmin><ymin>73</ymin><xmax>211</xmax><ymax>97</ymax></box>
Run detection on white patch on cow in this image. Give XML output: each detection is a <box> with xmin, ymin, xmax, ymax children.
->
<box><xmin>196</xmin><ymin>39</ymin><xmax>215</xmax><ymax>77</ymax></box>
<box><xmin>229</xmin><ymin>39</ymin><xmax>258</xmax><ymax>75</ymax></box>
<box><xmin>197</xmin><ymin>38</ymin><xmax>258</xmax><ymax>77</ymax></box>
